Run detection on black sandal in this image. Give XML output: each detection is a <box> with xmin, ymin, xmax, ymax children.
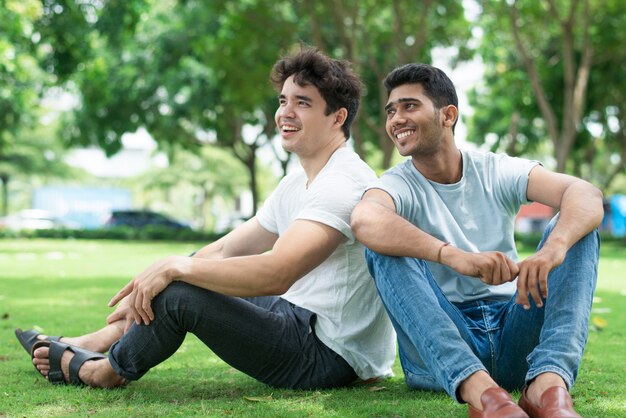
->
<box><xmin>32</xmin><ymin>340</ymin><xmax>106</xmax><ymax>385</ymax></box>
<box><xmin>15</xmin><ymin>328</ymin><xmax>62</xmax><ymax>356</ymax></box>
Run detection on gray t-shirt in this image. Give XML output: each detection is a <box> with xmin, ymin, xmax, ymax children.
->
<box><xmin>369</xmin><ymin>149</ymin><xmax>540</xmax><ymax>303</ymax></box>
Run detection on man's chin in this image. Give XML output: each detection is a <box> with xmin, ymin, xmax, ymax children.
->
<box><xmin>281</xmin><ymin>141</ymin><xmax>296</xmax><ymax>154</ymax></box>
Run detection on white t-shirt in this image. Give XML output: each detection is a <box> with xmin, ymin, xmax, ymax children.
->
<box><xmin>257</xmin><ymin>147</ymin><xmax>396</xmax><ymax>380</ymax></box>
<box><xmin>370</xmin><ymin>149</ymin><xmax>540</xmax><ymax>303</ymax></box>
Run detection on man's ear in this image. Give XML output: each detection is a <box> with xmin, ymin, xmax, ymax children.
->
<box><xmin>333</xmin><ymin>108</ymin><xmax>348</xmax><ymax>127</ymax></box>
<box><xmin>441</xmin><ymin>105</ymin><xmax>458</xmax><ymax>128</ymax></box>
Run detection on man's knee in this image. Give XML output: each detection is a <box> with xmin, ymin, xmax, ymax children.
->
<box><xmin>158</xmin><ymin>280</ymin><xmax>195</xmax><ymax>298</ymax></box>
<box><xmin>364</xmin><ymin>247</ymin><xmax>378</xmax><ymax>263</ymax></box>
<box><xmin>364</xmin><ymin>248</ymin><xmax>398</xmax><ymax>280</ymax></box>
<box><xmin>152</xmin><ymin>281</ymin><xmax>208</xmax><ymax>312</ymax></box>
<box><xmin>541</xmin><ymin>215</ymin><xmax>600</xmax><ymax>252</ymax></box>
<box><xmin>364</xmin><ymin>247</ymin><xmax>380</xmax><ymax>278</ymax></box>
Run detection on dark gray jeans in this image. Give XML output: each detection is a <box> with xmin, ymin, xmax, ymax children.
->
<box><xmin>108</xmin><ymin>281</ymin><xmax>357</xmax><ymax>389</ymax></box>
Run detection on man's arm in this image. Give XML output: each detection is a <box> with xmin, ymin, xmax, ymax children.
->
<box><xmin>515</xmin><ymin>165</ymin><xmax>603</xmax><ymax>308</ymax></box>
<box><xmin>106</xmin><ymin>216</ymin><xmax>279</xmax><ymax>329</ymax></box>
<box><xmin>351</xmin><ymin>189</ymin><xmax>444</xmax><ymax>259</ymax></box>
<box><xmin>351</xmin><ymin>189</ymin><xmax>519</xmax><ymax>285</ymax></box>
<box><xmin>192</xmin><ymin>217</ymin><xmax>279</xmax><ymax>260</ymax></box>
<box><xmin>110</xmin><ymin>218</ymin><xmax>346</xmax><ymax>326</ymax></box>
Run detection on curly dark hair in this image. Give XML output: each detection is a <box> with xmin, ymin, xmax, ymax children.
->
<box><xmin>271</xmin><ymin>46</ymin><xmax>362</xmax><ymax>139</ymax></box>
<box><xmin>384</xmin><ymin>63</ymin><xmax>459</xmax><ymax>133</ymax></box>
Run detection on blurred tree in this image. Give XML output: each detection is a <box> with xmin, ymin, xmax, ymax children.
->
<box><xmin>0</xmin><ymin>0</ymin><xmax>73</xmax><ymax>215</ymax></box>
<box><xmin>25</xmin><ymin>1</ymin><xmax>473</xmax><ymax>213</ymax></box>
<box><xmin>39</xmin><ymin>0</ymin><xmax>296</xmax><ymax>214</ymax></box>
<box><xmin>33</xmin><ymin>0</ymin><xmax>150</xmax><ymax>154</ymax></box>
<box><xmin>139</xmin><ymin>145</ymin><xmax>248</xmax><ymax>230</ymax></box>
<box><xmin>575</xmin><ymin>0</ymin><xmax>626</xmax><ymax>191</ymax></box>
<box><xmin>0</xmin><ymin>116</ymin><xmax>74</xmax><ymax>215</ymax></box>
<box><xmin>294</xmin><ymin>0</ymin><xmax>472</xmax><ymax>168</ymax></box>
<box><xmin>186</xmin><ymin>0</ymin><xmax>297</xmax><ymax>213</ymax></box>
<box><xmin>468</xmin><ymin>0</ymin><xmax>625</xmax><ymax>190</ymax></box>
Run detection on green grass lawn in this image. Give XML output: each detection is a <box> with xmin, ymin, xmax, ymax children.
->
<box><xmin>0</xmin><ymin>239</ymin><xmax>624</xmax><ymax>417</ymax></box>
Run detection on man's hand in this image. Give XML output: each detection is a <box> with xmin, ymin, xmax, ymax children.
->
<box><xmin>106</xmin><ymin>296</ymin><xmax>135</xmax><ymax>333</ymax></box>
<box><xmin>445</xmin><ymin>248</ymin><xmax>520</xmax><ymax>286</ymax></box>
<box><xmin>108</xmin><ymin>256</ymin><xmax>190</xmax><ymax>326</ymax></box>
<box><xmin>515</xmin><ymin>245</ymin><xmax>567</xmax><ymax>309</ymax></box>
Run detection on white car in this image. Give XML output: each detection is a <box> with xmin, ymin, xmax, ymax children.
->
<box><xmin>0</xmin><ymin>209</ymin><xmax>66</xmax><ymax>230</ymax></box>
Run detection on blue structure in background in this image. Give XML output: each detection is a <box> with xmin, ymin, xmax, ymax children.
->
<box><xmin>608</xmin><ymin>194</ymin><xmax>626</xmax><ymax>238</ymax></box>
<box><xmin>33</xmin><ymin>186</ymin><xmax>132</xmax><ymax>229</ymax></box>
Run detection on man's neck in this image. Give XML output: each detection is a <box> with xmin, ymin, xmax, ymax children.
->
<box><xmin>412</xmin><ymin>144</ymin><xmax>463</xmax><ymax>185</ymax></box>
<box><xmin>300</xmin><ymin>136</ymin><xmax>346</xmax><ymax>187</ymax></box>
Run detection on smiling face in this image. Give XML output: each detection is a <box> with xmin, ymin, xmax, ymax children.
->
<box><xmin>385</xmin><ymin>83</ymin><xmax>446</xmax><ymax>157</ymax></box>
<box><xmin>275</xmin><ymin>75</ymin><xmax>342</xmax><ymax>157</ymax></box>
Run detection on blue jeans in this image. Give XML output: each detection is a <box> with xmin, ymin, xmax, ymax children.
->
<box><xmin>107</xmin><ymin>281</ymin><xmax>357</xmax><ymax>389</ymax></box>
<box><xmin>365</xmin><ymin>217</ymin><xmax>599</xmax><ymax>402</ymax></box>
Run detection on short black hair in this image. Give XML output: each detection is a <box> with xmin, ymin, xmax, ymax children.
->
<box><xmin>384</xmin><ymin>63</ymin><xmax>459</xmax><ymax>132</ymax></box>
<box><xmin>271</xmin><ymin>46</ymin><xmax>362</xmax><ymax>139</ymax></box>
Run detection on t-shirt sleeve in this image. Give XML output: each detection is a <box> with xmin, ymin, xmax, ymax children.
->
<box><xmin>296</xmin><ymin>173</ymin><xmax>363</xmax><ymax>243</ymax></box>
<box><xmin>256</xmin><ymin>188</ymin><xmax>279</xmax><ymax>234</ymax></box>
<box><xmin>493</xmin><ymin>154</ymin><xmax>541</xmax><ymax>213</ymax></box>
<box><xmin>367</xmin><ymin>170</ymin><xmax>419</xmax><ymax>219</ymax></box>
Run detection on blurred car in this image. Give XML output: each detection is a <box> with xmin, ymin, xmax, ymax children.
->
<box><xmin>0</xmin><ymin>209</ymin><xmax>67</xmax><ymax>231</ymax></box>
<box><xmin>104</xmin><ymin>210</ymin><xmax>191</xmax><ymax>230</ymax></box>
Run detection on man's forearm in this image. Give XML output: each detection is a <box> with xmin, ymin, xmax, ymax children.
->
<box><xmin>192</xmin><ymin>239</ymin><xmax>227</xmax><ymax>260</ymax></box>
<box><xmin>171</xmin><ymin>253</ymin><xmax>293</xmax><ymax>298</ymax></box>
<box><xmin>541</xmin><ymin>181</ymin><xmax>603</xmax><ymax>253</ymax></box>
<box><xmin>351</xmin><ymin>200</ymin><xmax>445</xmax><ymax>261</ymax></box>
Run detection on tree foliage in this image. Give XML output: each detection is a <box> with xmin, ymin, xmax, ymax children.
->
<box><xmin>294</xmin><ymin>0</ymin><xmax>472</xmax><ymax>168</ymax></box>
<box><xmin>0</xmin><ymin>0</ymin><xmax>74</xmax><ymax>215</ymax></box>
<box><xmin>137</xmin><ymin>145</ymin><xmax>248</xmax><ymax>229</ymax></box>
<box><xmin>37</xmin><ymin>0</ymin><xmax>300</xmax><ymax>214</ymax></box>
<box><xmin>468</xmin><ymin>0</ymin><xmax>626</xmax><ymax>190</ymax></box>
<box><xmin>5</xmin><ymin>0</ymin><xmax>623</xmax><ymax>220</ymax></box>
<box><xmin>25</xmin><ymin>0</ymin><xmax>475</xmax><ymax>215</ymax></box>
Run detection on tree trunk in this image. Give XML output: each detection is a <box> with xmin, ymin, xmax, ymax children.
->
<box><xmin>246</xmin><ymin>146</ymin><xmax>258</xmax><ymax>216</ymax></box>
<box><xmin>0</xmin><ymin>174</ymin><xmax>8</xmax><ymax>216</ymax></box>
<box><xmin>377</xmin><ymin>87</ymin><xmax>395</xmax><ymax>169</ymax></box>
<box><xmin>508</xmin><ymin>0</ymin><xmax>593</xmax><ymax>175</ymax></box>
<box><xmin>351</xmin><ymin>124</ymin><xmax>365</xmax><ymax>160</ymax></box>
<box><xmin>507</xmin><ymin>112</ymin><xmax>520</xmax><ymax>156</ymax></box>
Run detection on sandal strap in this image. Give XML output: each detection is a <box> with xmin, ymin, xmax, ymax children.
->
<box><xmin>48</xmin><ymin>342</ymin><xmax>67</xmax><ymax>384</ymax></box>
<box><xmin>67</xmin><ymin>346</ymin><xmax>106</xmax><ymax>385</ymax></box>
<box><xmin>45</xmin><ymin>341</ymin><xmax>106</xmax><ymax>385</ymax></box>
<box><xmin>15</xmin><ymin>329</ymin><xmax>62</xmax><ymax>356</ymax></box>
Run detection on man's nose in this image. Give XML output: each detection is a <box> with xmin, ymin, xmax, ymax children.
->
<box><xmin>389</xmin><ymin>111</ymin><xmax>406</xmax><ymax>125</ymax></box>
<box><xmin>278</xmin><ymin>102</ymin><xmax>296</xmax><ymax>118</ymax></box>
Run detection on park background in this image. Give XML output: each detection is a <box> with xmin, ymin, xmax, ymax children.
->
<box><xmin>1</xmin><ymin>0</ymin><xmax>625</xmax><ymax>417</ymax></box>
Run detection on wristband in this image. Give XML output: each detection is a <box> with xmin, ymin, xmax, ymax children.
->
<box><xmin>437</xmin><ymin>242</ymin><xmax>450</xmax><ymax>264</ymax></box>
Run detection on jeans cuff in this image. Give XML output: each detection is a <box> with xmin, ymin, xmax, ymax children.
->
<box><xmin>107</xmin><ymin>340</ymin><xmax>143</xmax><ymax>382</ymax></box>
<box><xmin>525</xmin><ymin>366</ymin><xmax>574</xmax><ymax>390</ymax></box>
<box><xmin>450</xmin><ymin>364</ymin><xmax>488</xmax><ymax>403</ymax></box>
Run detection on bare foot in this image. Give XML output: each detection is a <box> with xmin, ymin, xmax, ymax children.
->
<box><xmin>459</xmin><ymin>370</ymin><xmax>499</xmax><ymax>411</ymax></box>
<box><xmin>32</xmin><ymin>344</ymin><xmax>127</xmax><ymax>388</ymax></box>
<box><xmin>525</xmin><ymin>372</ymin><xmax>567</xmax><ymax>407</ymax></box>
<box><xmin>63</xmin><ymin>323</ymin><xmax>124</xmax><ymax>353</ymax></box>
<box><xmin>39</xmin><ymin>322</ymin><xmax>125</xmax><ymax>353</ymax></box>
